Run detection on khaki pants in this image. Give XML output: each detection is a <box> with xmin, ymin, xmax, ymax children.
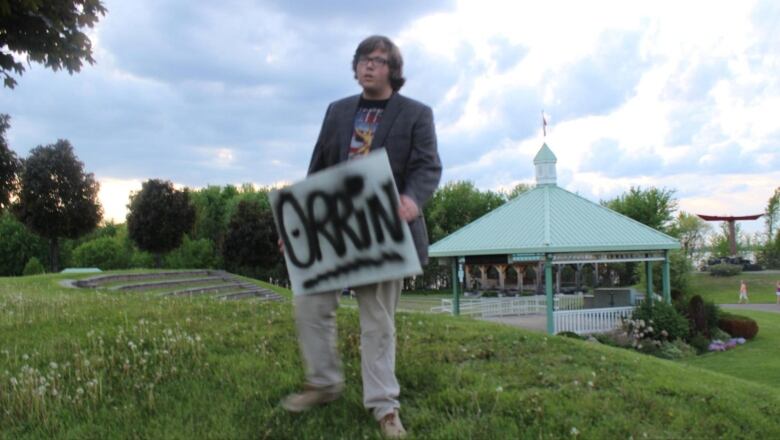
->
<box><xmin>293</xmin><ymin>279</ymin><xmax>402</xmax><ymax>421</ymax></box>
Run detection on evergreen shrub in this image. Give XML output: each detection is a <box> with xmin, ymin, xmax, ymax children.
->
<box><xmin>22</xmin><ymin>257</ymin><xmax>45</xmax><ymax>275</ymax></box>
<box><xmin>71</xmin><ymin>237</ymin><xmax>128</xmax><ymax>270</ymax></box>
<box><xmin>708</xmin><ymin>263</ymin><xmax>742</xmax><ymax>277</ymax></box>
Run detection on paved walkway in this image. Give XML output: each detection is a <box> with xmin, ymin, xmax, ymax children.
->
<box><xmin>721</xmin><ymin>303</ymin><xmax>780</xmax><ymax>314</ymax></box>
<box><xmin>480</xmin><ymin>315</ymin><xmax>547</xmax><ymax>333</ymax></box>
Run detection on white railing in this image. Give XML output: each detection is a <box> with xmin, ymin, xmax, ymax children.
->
<box><xmin>557</xmin><ymin>294</ymin><xmax>585</xmax><ymax>310</ymax></box>
<box><xmin>433</xmin><ymin>294</ymin><xmax>585</xmax><ymax>317</ymax></box>
<box><xmin>553</xmin><ymin>306</ymin><xmax>634</xmax><ymax>335</ymax></box>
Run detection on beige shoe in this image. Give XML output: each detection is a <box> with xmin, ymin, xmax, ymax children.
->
<box><xmin>379</xmin><ymin>410</ymin><xmax>407</xmax><ymax>439</ymax></box>
<box><xmin>281</xmin><ymin>383</ymin><xmax>343</xmax><ymax>413</ymax></box>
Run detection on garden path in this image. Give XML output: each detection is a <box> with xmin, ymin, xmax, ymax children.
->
<box><xmin>722</xmin><ymin>304</ymin><xmax>780</xmax><ymax>314</ymax></box>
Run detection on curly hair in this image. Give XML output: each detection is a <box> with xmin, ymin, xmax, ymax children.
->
<box><xmin>352</xmin><ymin>35</ymin><xmax>406</xmax><ymax>92</ymax></box>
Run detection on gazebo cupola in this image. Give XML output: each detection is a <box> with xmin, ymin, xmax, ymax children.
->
<box><xmin>534</xmin><ymin>143</ymin><xmax>557</xmax><ymax>186</ymax></box>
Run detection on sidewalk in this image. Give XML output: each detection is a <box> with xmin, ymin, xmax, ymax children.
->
<box><xmin>721</xmin><ymin>303</ymin><xmax>780</xmax><ymax>314</ymax></box>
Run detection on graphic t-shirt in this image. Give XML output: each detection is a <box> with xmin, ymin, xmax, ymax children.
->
<box><xmin>348</xmin><ymin>97</ymin><xmax>389</xmax><ymax>159</ymax></box>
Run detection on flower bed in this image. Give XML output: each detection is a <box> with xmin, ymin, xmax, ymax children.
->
<box><xmin>708</xmin><ymin>338</ymin><xmax>746</xmax><ymax>352</ymax></box>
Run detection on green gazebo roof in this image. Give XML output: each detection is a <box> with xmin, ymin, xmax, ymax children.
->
<box><xmin>429</xmin><ymin>145</ymin><xmax>680</xmax><ymax>257</ymax></box>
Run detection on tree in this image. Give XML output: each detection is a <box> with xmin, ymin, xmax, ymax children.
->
<box><xmin>0</xmin><ymin>0</ymin><xmax>107</xmax><ymax>88</ymax></box>
<box><xmin>0</xmin><ymin>212</ymin><xmax>47</xmax><ymax>276</ymax></box>
<box><xmin>668</xmin><ymin>211</ymin><xmax>710</xmax><ymax>257</ymax></box>
<box><xmin>13</xmin><ymin>139</ymin><xmax>102</xmax><ymax>271</ymax></box>
<box><xmin>0</xmin><ymin>114</ymin><xmax>20</xmax><ymax>210</ymax></box>
<box><xmin>190</xmin><ymin>185</ymin><xmax>231</xmax><ymax>245</ymax></box>
<box><xmin>602</xmin><ymin>186</ymin><xmax>677</xmax><ymax>232</ymax></box>
<box><xmin>602</xmin><ymin>186</ymin><xmax>678</xmax><ymax>286</ymax></box>
<box><xmin>758</xmin><ymin>230</ymin><xmax>780</xmax><ymax>269</ymax></box>
<box><xmin>505</xmin><ymin>182</ymin><xmax>532</xmax><ymax>200</ymax></box>
<box><xmin>222</xmin><ymin>199</ymin><xmax>283</xmax><ymax>279</ymax></box>
<box><xmin>765</xmin><ymin>187</ymin><xmax>780</xmax><ymax>239</ymax></box>
<box><xmin>424</xmin><ymin>181</ymin><xmax>507</xmax><ymax>243</ymax></box>
<box><xmin>126</xmin><ymin>179</ymin><xmax>195</xmax><ymax>267</ymax></box>
<box><xmin>709</xmin><ymin>222</ymin><xmax>744</xmax><ymax>258</ymax></box>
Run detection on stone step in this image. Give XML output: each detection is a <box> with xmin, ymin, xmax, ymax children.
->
<box><xmin>113</xmin><ymin>276</ymin><xmax>231</xmax><ymax>291</ymax></box>
<box><xmin>165</xmin><ymin>282</ymin><xmax>253</xmax><ymax>297</ymax></box>
<box><xmin>217</xmin><ymin>288</ymin><xmax>284</xmax><ymax>301</ymax></box>
<box><xmin>75</xmin><ymin>270</ymin><xmax>216</xmax><ymax>288</ymax></box>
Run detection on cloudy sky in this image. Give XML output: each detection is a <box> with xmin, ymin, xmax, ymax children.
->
<box><xmin>3</xmin><ymin>0</ymin><xmax>779</xmax><ymax>235</ymax></box>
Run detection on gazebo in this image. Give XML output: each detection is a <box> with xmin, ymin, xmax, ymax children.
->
<box><xmin>428</xmin><ymin>144</ymin><xmax>681</xmax><ymax>334</ymax></box>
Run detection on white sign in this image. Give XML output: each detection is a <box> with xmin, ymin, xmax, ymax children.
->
<box><xmin>270</xmin><ymin>150</ymin><xmax>422</xmax><ymax>296</ymax></box>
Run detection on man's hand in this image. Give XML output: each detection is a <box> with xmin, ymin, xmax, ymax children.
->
<box><xmin>278</xmin><ymin>238</ymin><xmax>284</xmax><ymax>255</ymax></box>
<box><xmin>398</xmin><ymin>194</ymin><xmax>419</xmax><ymax>222</ymax></box>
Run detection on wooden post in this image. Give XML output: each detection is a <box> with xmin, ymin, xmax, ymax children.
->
<box><xmin>535</xmin><ymin>262</ymin><xmax>543</xmax><ymax>294</ymax></box>
<box><xmin>479</xmin><ymin>265</ymin><xmax>488</xmax><ymax>289</ymax></box>
<box><xmin>514</xmin><ymin>264</ymin><xmax>525</xmax><ymax>292</ymax></box>
<box><xmin>496</xmin><ymin>264</ymin><xmax>507</xmax><ymax>290</ymax></box>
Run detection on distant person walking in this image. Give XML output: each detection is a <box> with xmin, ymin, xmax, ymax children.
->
<box><xmin>775</xmin><ymin>280</ymin><xmax>780</xmax><ymax>305</ymax></box>
<box><xmin>739</xmin><ymin>280</ymin><xmax>749</xmax><ymax>304</ymax></box>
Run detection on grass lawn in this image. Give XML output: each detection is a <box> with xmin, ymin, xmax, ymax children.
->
<box><xmin>3</xmin><ymin>272</ymin><xmax>780</xmax><ymax>438</ymax></box>
<box><xmin>689</xmin><ymin>271</ymin><xmax>780</xmax><ymax>304</ymax></box>
<box><xmin>342</xmin><ymin>292</ymin><xmax>451</xmax><ymax>313</ymax></box>
<box><xmin>679</xmin><ymin>309</ymin><xmax>780</xmax><ymax>389</ymax></box>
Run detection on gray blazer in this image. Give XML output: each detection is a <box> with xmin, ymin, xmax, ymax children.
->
<box><xmin>307</xmin><ymin>93</ymin><xmax>442</xmax><ymax>265</ymax></box>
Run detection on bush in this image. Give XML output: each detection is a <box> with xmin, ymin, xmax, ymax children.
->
<box><xmin>711</xmin><ymin>327</ymin><xmax>731</xmax><ymax>341</ymax></box>
<box><xmin>656</xmin><ymin>339</ymin><xmax>697</xmax><ymax>360</ymax></box>
<box><xmin>593</xmin><ymin>331</ymin><xmax>632</xmax><ymax>348</ymax></box>
<box><xmin>688</xmin><ymin>333</ymin><xmax>711</xmax><ymax>354</ymax></box>
<box><xmin>687</xmin><ymin>295</ymin><xmax>707</xmax><ymax>336</ymax></box>
<box><xmin>22</xmin><ymin>257</ymin><xmax>45</xmax><ymax>276</ymax></box>
<box><xmin>703</xmin><ymin>300</ymin><xmax>720</xmax><ymax>333</ymax></box>
<box><xmin>165</xmin><ymin>236</ymin><xmax>219</xmax><ymax>269</ymax></box>
<box><xmin>71</xmin><ymin>237</ymin><xmax>128</xmax><ymax>270</ymax></box>
<box><xmin>0</xmin><ymin>213</ymin><xmax>48</xmax><ymax>276</ymax></box>
<box><xmin>631</xmin><ymin>300</ymin><xmax>689</xmax><ymax>341</ymax></box>
<box><xmin>129</xmin><ymin>250</ymin><xmax>154</xmax><ymax>269</ymax></box>
<box><xmin>718</xmin><ymin>313</ymin><xmax>759</xmax><ymax>339</ymax></box>
<box><xmin>708</xmin><ymin>263</ymin><xmax>742</xmax><ymax>277</ymax></box>
<box><xmin>556</xmin><ymin>331</ymin><xmax>583</xmax><ymax>340</ymax></box>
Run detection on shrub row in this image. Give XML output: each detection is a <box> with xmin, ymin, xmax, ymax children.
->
<box><xmin>708</xmin><ymin>263</ymin><xmax>742</xmax><ymax>277</ymax></box>
<box><xmin>718</xmin><ymin>313</ymin><xmax>759</xmax><ymax>339</ymax></box>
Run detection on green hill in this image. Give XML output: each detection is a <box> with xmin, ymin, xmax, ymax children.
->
<box><xmin>1</xmin><ymin>272</ymin><xmax>779</xmax><ymax>439</ymax></box>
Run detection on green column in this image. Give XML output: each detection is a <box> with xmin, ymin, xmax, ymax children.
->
<box><xmin>645</xmin><ymin>261</ymin><xmax>654</xmax><ymax>306</ymax></box>
<box><xmin>545</xmin><ymin>255</ymin><xmax>554</xmax><ymax>335</ymax></box>
<box><xmin>662</xmin><ymin>251</ymin><xmax>671</xmax><ymax>303</ymax></box>
<box><xmin>451</xmin><ymin>258</ymin><xmax>461</xmax><ymax>316</ymax></box>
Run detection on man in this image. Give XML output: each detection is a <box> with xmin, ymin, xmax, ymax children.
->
<box><xmin>281</xmin><ymin>35</ymin><xmax>441</xmax><ymax>439</ymax></box>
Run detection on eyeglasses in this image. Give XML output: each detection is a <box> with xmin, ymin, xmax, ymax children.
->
<box><xmin>357</xmin><ymin>55</ymin><xmax>389</xmax><ymax>67</ymax></box>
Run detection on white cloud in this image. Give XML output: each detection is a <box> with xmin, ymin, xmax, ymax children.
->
<box><xmin>6</xmin><ymin>0</ymin><xmax>779</xmax><ymax>238</ymax></box>
<box><xmin>97</xmin><ymin>177</ymin><xmax>142</xmax><ymax>224</ymax></box>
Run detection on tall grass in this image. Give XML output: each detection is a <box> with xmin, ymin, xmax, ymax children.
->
<box><xmin>1</xmin><ymin>273</ymin><xmax>780</xmax><ymax>438</ymax></box>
